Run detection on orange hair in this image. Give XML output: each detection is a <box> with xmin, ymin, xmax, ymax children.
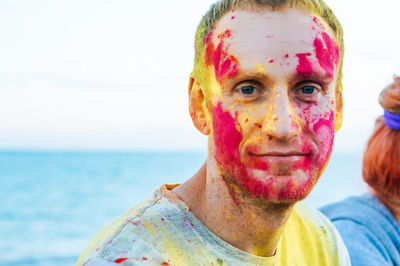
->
<box><xmin>363</xmin><ymin>76</ymin><xmax>400</xmax><ymax>199</ymax></box>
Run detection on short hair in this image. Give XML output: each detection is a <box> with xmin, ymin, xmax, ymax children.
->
<box><xmin>192</xmin><ymin>0</ymin><xmax>344</xmax><ymax>97</ymax></box>
<box><xmin>363</xmin><ymin>78</ymin><xmax>400</xmax><ymax>199</ymax></box>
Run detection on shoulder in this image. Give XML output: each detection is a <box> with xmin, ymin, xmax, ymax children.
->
<box><xmin>285</xmin><ymin>201</ymin><xmax>351</xmax><ymax>266</ymax></box>
<box><xmin>77</xmin><ymin>185</ymin><xmax>184</xmax><ymax>265</ymax></box>
<box><xmin>320</xmin><ymin>194</ymin><xmax>400</xmax><ymax>266</ymax></box>
<box><xmin>320</xmin><ymin>194</ymin><xmax>386</xmax><ymax>221</ymax></box>
<box><xmin>320</xmin><ymin>194</ymin><xmax>398</xmax><ymax>237</ymax></box>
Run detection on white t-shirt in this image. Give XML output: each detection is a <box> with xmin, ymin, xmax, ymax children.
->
<box><xmin>78</xmin><ymin>184</ymin><xmax>350</xmax><ymax>265</ymax></box>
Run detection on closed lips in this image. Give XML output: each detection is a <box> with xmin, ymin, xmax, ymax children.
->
<box><xmin>249</xmin><ymin>151</ymin><xmax>309</xmax><ymax>157</ymax></box>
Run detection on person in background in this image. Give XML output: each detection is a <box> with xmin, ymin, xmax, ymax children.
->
<box><xmin>321</xmin><ymin>75</ymin><xmax>400</xmax><ymax>266</ymax></box>
<box><xmin>78</xmin><ymin>0</ymin><xmax>350</xmax><ymax>264</ymax></box>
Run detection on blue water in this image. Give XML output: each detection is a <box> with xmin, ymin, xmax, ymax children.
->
<box><xmin>0</xmin><ymin>151</ymin><xmax>367</xmax><ymax>266</ymax></box>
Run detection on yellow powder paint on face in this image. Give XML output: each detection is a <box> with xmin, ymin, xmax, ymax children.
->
<box><xmin>229</xmin><ymin>102</ymin><xmax>239</xmax><ymax>112</ymax></box>
<box><xmin>234</xmin><ymin>121</ymin><xmax>242</xmax><ymax>134</ymax></box>
<box><xmin>256</xmin><ymin>63</ymin><xmax>265</xmax><ymax>73</ymax></box>
<box><xmin>238</xmin><ymin>113</ymin><xmax>255</xmax><ymax>132</ymax></box>
<box><xmin>232</xmin><ymin>183</ymin><xmax>242</xmax><ymax>196</ymax></box>
<box><xmin>246</xmin><ymin>211</ymin><xmax>257</xmax><ymax>223</ymax></box>
<box><xmin>263</xmin><ymin>106</ymin><xmax>278</xmax><ymax>132</ymax></box>
<box><xmin>231</xmin><ymin>232</ymin><xmax>238</xmax><ymax>241</ymax></box>
<box><xmin>208</xmin><ymin>76</ymin><xmax>222</xmax><ymax>99</ymax></box>
<box><xmin>245</xmin><ymin>136</ymin><xmax>264</xmax><ymax>147</ymax></box>
<box><xmin>204</xmin><ymin>74</ymin><xmax>224</xmax><ymax>128</ymax></box>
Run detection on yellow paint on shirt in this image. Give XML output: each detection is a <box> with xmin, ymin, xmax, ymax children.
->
<box><xmin>143</xmin><ymin>221</ymin><xmax>156</xmax><ymax>234</ymax></box>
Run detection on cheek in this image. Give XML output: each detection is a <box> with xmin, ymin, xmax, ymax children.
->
<box><xmin>298</xmin><ymin>106</ymin><xmax>335</xmax><ymax>171</ymax></box>
<box><xmin>313</xmin><ymin>110</ymin><xmax>335</xmax><ymax>163</ymax></box>
<box><xmin>212</xmin><ymin>102</ymin><xmax>243</xmax><ymax>167</ymax></box>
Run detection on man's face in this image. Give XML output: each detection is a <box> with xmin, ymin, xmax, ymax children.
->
<box><xmin>204</xmin><ymin>7</ymin><xmax>340</xmax><ymax>202</ymax></box>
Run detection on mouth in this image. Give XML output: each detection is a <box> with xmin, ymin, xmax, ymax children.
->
<box><xmin>248</xmin><ymin>151</ymin><xmax>311</xmax><ymax>164</ymax></box>
<box><xmin>251</xmin><ymin>151</ymin><xmax>309</xmax><ymax>156</ymax></box>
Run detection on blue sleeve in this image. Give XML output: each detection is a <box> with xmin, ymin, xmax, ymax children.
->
<box><xmin>333</xmin><ymin>219</ymin><xmax>392</xmax><ymax>266</ymax></box>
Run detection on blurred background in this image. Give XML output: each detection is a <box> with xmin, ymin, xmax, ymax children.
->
<box><xmin>0</xmin><ymin>0</ymin><xmax>399</xmax><ymax>265</ymax></box>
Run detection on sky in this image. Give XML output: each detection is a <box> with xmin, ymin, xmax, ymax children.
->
<box><xmin>0</xmin><ymin>0</ymin><xmax>399</xmax><ymax>152</ymax></box>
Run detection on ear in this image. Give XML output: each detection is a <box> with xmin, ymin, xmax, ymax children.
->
<box><xmin>189</xmin><ymin>75</ymin><xmax>210</xmax><ymax>135</ymax></box>
<box><xmin>334</xmin><ymin>82</ymin><xmax>343</xmax><ymax>132</ymax></box>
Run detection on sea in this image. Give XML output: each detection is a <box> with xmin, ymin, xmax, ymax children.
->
<box><xmin>0</xmin><ymin>151</ymin><xmax>368</xmax><ymax>266</ymax></box>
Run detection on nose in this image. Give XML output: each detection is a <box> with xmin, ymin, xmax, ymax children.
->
<box><xmin>261</xmin><ymin>89</ymin><xmax>301</xmax><ymax>140</ymax></box>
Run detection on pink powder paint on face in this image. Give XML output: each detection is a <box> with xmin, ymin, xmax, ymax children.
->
<box><xmin>322</xmin><ymin>32</ymin><xmax>340</xmax><ymax>65</ymax></box>
<box><xmin>303</xmin><ymin>111</ymin><xmax>335</xmax><ymax>171</ymax></box>
<box><xmin>312</xmin><ymin>16</ymin><xmax>325</xmax><ymax>29</ymax></box>
<box><xmin>231</xmin><ymin>16</ymin><xmax>235</xmax><ymax>19</ymax></box>
<box><xmin>288</xmin><ymin>108</ymin><xmax>334</xmax><ymax>197</ymax></box>
<box><xmin>219</xmin><ymin>53</ymin><xmax>232</xmax><ymax>77</ymax></box>
<box><xmin>205</xmin><ymin>32</ymin><xmax>214</xmax><ymax>66</ymax></box>
<box><xmin>313</xmin><ymin>111</ymin><xmax>334</xmax><ymax>132</ymax></box>
<box><xmin>213</xmin><ymin>102</ymin><xmax>242</xmax><ymax>168</ymax></box>
<box><xmin>213</xmin><ymin>102</ymin><xmax>269</xmax><ymax>197</ymax></box>
<box><xmin>278</xmin><ymin>178</ymin><xmax>304</xmax><ymax>200</ymax></box>
<box><xmin>213</xmin><ymin>42</ymin><xmax>223</xmax><ymax>75</ymax></box>
<box><xmin>248</xmin><ymin>157</ymin><xmax>269</xmax><ymax>171</ymax></box>
<box><xmin>296</xmin><ymin>53</ymin><xmax>313</xmax><ymax>78</ymax></box>
<box><xmin>212</xmin><ymin>102</ymin><xmax>315</xmax><ymax>201</ymax></box>
<box><xmin>284</xmin><ymin>54</ymin><xmax>289</xmax><ymax>58</ymax></box>
<box><xmin>228</xmin><ymin>55</ymin><xmax>239</xmax><ymax>78</ymax></box>
<box><xmin>314</xmin><ymin>111</ymin><xmax>335</xmax><ymax>169</ymax></box>
<box><xmin>266</xmin><ymin>35</ymin><xmax>275</xmax><ymax>39</ymax></box>
<box><xmin>291</xmin><ymin>120</ymin><xmax>300</xmax><ymax>130</ymax></box>
<box><xmin>205</xmin><ymin>30</ymin><xmax>239</xmax><ymax>83</ymax></box>
<box><xmin>314</xmin><ymin>33</ymin><xmax>340</xmax><ymax>78</ymax></box>
<box><xmin>205</xmin><ymin>32</ymin><xmax>213</xmax><ymax>45</ymax></box>
<box><xmin>218</xmin><ymin>29</ymin><xmax>232</xmax><ymax>38</ymax></box>
<box><xmin>228</xmin><ymin>64</ymin><xmax>239</xmax><ymax>78</ymax></box>
<box><xmin>300</xmin><ymin>142</ymin><xmax>314</xmax><ymax>171</ymax></box>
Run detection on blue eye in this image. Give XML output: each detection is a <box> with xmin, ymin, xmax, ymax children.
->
<box><xmin>240</xmin><ymin>86</ymin><xmax>255</xmax><ymax>95</ymax></box>
<box><xmin>301</xmin><ymin>86</ymin><xmax>316</xmax><ymax>94</ymax></box>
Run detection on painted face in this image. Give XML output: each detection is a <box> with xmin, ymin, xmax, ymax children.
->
<box><xmin>205</xmin><ymin>8</ymin><xmax>340</xmax><ymax>202</ymax></box>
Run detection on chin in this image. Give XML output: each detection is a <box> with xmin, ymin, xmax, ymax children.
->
<box><xmin>233</xmin><ymin>167</ymin><xmax>319</xmax><ymax>202</ymax></box>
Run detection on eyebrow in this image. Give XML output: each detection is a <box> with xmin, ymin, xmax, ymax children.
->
<box><xmin>233</xmin><ymin>72</ymin><xmax>273</xmax><ymax>82</ymax></box>
<box><xmin>298</xmin><ymin>71</ymin><xmax>334</xmax><ymax>85</ymax></box>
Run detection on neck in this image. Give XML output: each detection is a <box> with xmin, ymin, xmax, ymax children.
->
<box><xmin>173</xmin><ymin>158</ymin><xmax>294</xmax><ymax>257</ymax></box>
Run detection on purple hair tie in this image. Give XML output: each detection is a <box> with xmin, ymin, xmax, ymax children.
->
<box><xmin>384</xmin><ymin>110</ymin><xmax>400</xmax><ymax>130</ymax></box>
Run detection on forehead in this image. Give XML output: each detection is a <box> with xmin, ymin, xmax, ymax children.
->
<box><xmin>211</xmin><ymin>8</ymin><xmax>334</xmax><ymax>70</ymax></box>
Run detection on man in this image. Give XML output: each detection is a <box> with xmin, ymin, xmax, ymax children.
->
<box><xmin>78</xmin><ymin>0</ymin><xmax>349</xmax><ymax>265</ymax></box>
